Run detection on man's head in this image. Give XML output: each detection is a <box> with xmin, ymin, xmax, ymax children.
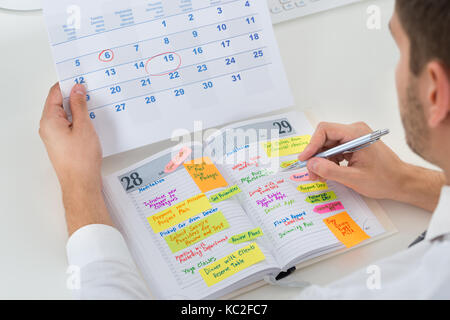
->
<box><xmin>391</xmin><ymin>0</ymin><xmax>450</xmax><ymax>169</ymax></box>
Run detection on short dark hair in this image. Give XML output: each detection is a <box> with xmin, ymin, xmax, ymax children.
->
<box><xmin>396</xmin><ymin>0</ymin><xmax>450</xmax><ymax>76</ymax></box>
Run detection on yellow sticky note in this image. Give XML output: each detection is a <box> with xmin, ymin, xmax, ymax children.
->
<box><xmin>164</xmin><ymin>211</ymin><xmax>229</xmax><ymax>253</ymax></box>
<box><xmin>280</xmin><ymin>159</ymin><xmax>298</xmax><ymax>169</ymax></box>
<box><xmin>323</xmin><ymin>212</ymin><xmax>370</xmax><ymax>248</ymax></box>
<box><xmin>184</xmin><ymin>157</ymin><xmax>228</xmax><ymax>193</ymax></box>
<box><xmin>297</xmin><ymin>182</ymin><xmax>328</xmax><ymax>193</ymax></box>
<box><xmin>147</xmin><ymin>193</ymin><xmax>211</xmax><ymax>233</ymax></box>
<box><xmin>263</xmin><ymin>135</ymin><xmax>311</xmax><ymax>158</ymax></box>
<box><xmin>228</xmin><ymin>228</ymin><xmax>263</xmax><ymax>244</ymax></box>
<box><xmin>209</xmin><ymin>185</ymin><xmax>242</xmax><ymax>203</ymax></box>
<box><xmin>199</xmin><ymin>243</ymin><xmax>265</xmax><ymax>287</ymax></box>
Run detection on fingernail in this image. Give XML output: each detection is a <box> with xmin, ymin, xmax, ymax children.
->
<box><xmin>73</xmin><ymin>84</ymin><xmax>86</xmax><ymax>96</ymax></box>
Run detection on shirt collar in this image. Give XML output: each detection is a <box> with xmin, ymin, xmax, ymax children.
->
<box><xmin>426</xmin><ymin>186</ymin><xmax>450</xmax><ymax>241</ymax></box>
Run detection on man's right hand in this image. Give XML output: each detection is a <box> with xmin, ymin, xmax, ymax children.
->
<box><xmin>298</xmin><ymin>122</ymin><xmax>445</xmax><ymax>211</ymax></box>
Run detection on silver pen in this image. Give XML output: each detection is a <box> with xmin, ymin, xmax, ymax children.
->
<box><xmin>282</xmin><ymin>129</ymin><xmax>390</xmax><ymax>171</ymax></box>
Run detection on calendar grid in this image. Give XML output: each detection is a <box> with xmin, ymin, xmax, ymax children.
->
<box><xmin>88</xmin><ymin>62</ymin><xmax>272</xmax><ymax>112</ymax></box>
<box><xmin>55</xmin><ymin>12</ymin><xmax>258</xmax><ymax>66</ymax></box>
<box><xmin>52</xmin><ymin>0</ymin><xmax>242</xmax><ymax>47</ymax></box>
<box><xmin>60</xmin><ymin>27</ymin><xmax>262</xmax><ymax>85</ymax></box>
<box><xmin>62</xmin><ymin>45</ymin><xmax>266</xmax><ymax>98</ymax></box>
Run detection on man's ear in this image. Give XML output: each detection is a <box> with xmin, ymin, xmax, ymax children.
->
<box><xmin>426</xmin><ymin>61</ymin><xmax>450</xmax><ymax>128</ymax></box>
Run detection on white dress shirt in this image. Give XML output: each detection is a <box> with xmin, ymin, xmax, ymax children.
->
<box><xmin>66</xmin><ymin>186</ymin><xmax>450</xmax><ymax>300</ymax></box>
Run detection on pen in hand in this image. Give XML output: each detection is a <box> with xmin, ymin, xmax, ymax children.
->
<box><xmin>282</xmin><ymin>129</ymin><xmax>390</xmax><ymax>172</ymax></box>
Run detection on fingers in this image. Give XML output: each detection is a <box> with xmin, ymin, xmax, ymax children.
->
<box><xmin>69</xmin><ymin>84</ymin><xmax>91</xmax><ymax>127</ymax></box>
<box><xmin>42</xmin><ymin>83</ymin><xmax>64</xmax><ymax>118</ymax></box>
<box><xmin>299</xmin><ymin>122</ymin><xmax>372</xmax><ymax>162</ymax></box>
<box><xmin>307</xmin><ymin>157</ymin><xmax>359</xmax><ymax>185</ymax></box>
<box><xmin>40</xmin><ymin>83</ymin><xmax>71</xmax><ymax>139</ymax></box>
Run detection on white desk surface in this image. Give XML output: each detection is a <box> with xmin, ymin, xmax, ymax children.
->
<box><xmin>0</xmin><ymin>0</ymin><xmax>437</xmax><ymax>299</ymax></box>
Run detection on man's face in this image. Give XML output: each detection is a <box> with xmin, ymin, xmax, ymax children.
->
<box><xmin>390</xmin><ymin>9</ymin><xmax>430</xmax><ymax>159</ymax></box>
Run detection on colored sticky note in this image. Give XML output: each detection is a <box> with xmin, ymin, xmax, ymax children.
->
<box><xmin>305</xmin><ymin>191</ymin><xmax>337</xmax><ymax>204</ymax></box>
<box><xmin>184</xmin><ymin>157</ymin><xmax>228</xmax><ymax>193</ymax></box>
<box><xmin>228</xmin><ymin>228</ymin><xmax>264</xmax><ymax>244</ymax></box>
<box><xmin>297</xmin><ymin>182</ymin><xmax>328</xmax><ymax>193</ymax></box>
<box><xmin>209</xmin><ymin>185</ymin><xmax>242</xmax><ymax>203</ymax></box>
<box><xmin>199</xmin><ymin>242</ymin><xmax>265</xmax><ymax>287</ymax></box>
<box><xmin>314</xmin><ymin>201</ymin><xmax>344</xmax><ymax>214</ymax></box>
<box><xmin>164</xmin><ymin>211</ymin><xmax>229</xmax><ymax>253</ymax></box>
<box><xmin>164</xmin><ymin>146</ymin><xmax>192</xmax><ymax>173</ymax></box>
<box><xmin>290</xmin><ymin>172</ymin><xmax>310</xmax><ymax>182</ymax></box>
<box><xmin>147</xmin><ymin>193</ymin><xmax>211</xmax><ymax>233</ymax></box>
<box><xmin>280</xmin><ymin>159</ymin><xmax>298</xmax><ymax>169</ymax></box>
<box><xmin>262</xmin><ymin>135</ymin><xmax>311</xmax><ymax>158</ymax></box>
<box><xmin>323</xmin><ymin>211</ymin><xmax>370</xmax><ymax>248</ymax></box>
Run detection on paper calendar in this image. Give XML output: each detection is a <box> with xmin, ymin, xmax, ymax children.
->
<box><xmin>43</xmin><ymin>0</ymin><xmax>293</xmax><ymax>156</ymax></box>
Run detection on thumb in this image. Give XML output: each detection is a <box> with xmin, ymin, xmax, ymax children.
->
<box><xmin>307</xmin><ymin>157</ymin><xmax>359</xmax><ymax>184</ymax></box>
<box><xmin>69</xmin><ymin>84</ymin><xmax>90</xmax><ymax>127</ymax></box>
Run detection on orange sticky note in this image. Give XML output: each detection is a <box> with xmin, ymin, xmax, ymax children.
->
<box><xmin>183</xmin><ymin>157</ymin><xmax>228</xmax><ymax>193</ymax></box>
<box><xmin>323</xmin><ymin>212</ymin><xmax>370</xmax><ymax>248</ymax></box>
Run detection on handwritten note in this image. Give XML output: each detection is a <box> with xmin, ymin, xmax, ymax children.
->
<box><xmin>164</xmin><ymin>211</ymin><xmax>229</xmax><ymax>253</ymax></box>
<box><xmin>228</xmin><ymin>228</ymin><xmax>263</xmax><ymax>244</ymax></box>
<box><xmin>290</xmin><ymin>172</ymin><xmax>310</xmax><ymax>182</ymax></box>
<box><xmin>262</xmin><ymin>135</ymin><xmax>311</xmax><ymax>158</ymax></box>
<box><xmin>240</xmin><ymin>169</ymin><xmax>275</xmax><ymax>184</ymax></box>
<box><xmin>184</xmin><ymin>157</ymin><xmax>228</xmax><ymax>193</ymax></box>
<box><xmin>305</xmin><ymin>191</ymin><xmax>337</xmax><ymax>204</ymax></box>
<box><xmin>314</xmin><ymin>201</ymin><xmax>344</xmax><ymax>214</ymax></box>
<box><xmin>323</xmin><ymin>212</ymin><xmax>370</xmax><ymax>248</ymax></box>
<box><xmin>297</xmin><ymin>182</ymin><xmax>328</xmax><ymax>193</ymax></box>
<box><xmin>256</xmin><ymin>191</ymin><xmax>287</xmax><ymax>208</ymax></box>
<box><xmin>164</xmin><ymin>146</ymin><xmax>192</xmax><ymax>173</ymax></box>
<box><xmin>147</xmin><ymin>193</ymin><xmax>211</xmax><ymax>233</ymax></box>
<box><xmin>209</xmin><ymin>185</ymin><xmax>242</xmax><ymax>203</ymax></box>
<box><xmin>280</xmin><ymin>159</ymin><xmax>298</xmax><ymax>169</ymax></box>
<box><xmin>143</xmin><ymin>189</ymin><xmax>178</xmax><ymax>210</ymax></box>
<box><xmin>199</xmin><ymin>243</ymin><xmax>265</xmax><ymax>287</ymax></box>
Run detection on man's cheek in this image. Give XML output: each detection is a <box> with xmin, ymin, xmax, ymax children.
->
<box><xmin>396</xmin><ymin>61</ymin><xmax>408</xmax><ymax>107</ymax></box>
<box><xmin>395</xmin><ymin>65</ymin><xmax>404</xmax><ymax>107</ymax></box>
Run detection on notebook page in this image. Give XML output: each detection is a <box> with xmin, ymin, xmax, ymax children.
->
<box><xmin>103</xmin><ymin>143</ymin><xmax>279</xmax><ymax>299</ymax></box>
<box><xmin>42</xmin><ymin>0</ymin><xmax>293</xmax><ymax>156</ymax></box>
<box><xmin>204</xmin><ymin>112</ymin><xmax>386</xmax><ymax>269</ymax></box>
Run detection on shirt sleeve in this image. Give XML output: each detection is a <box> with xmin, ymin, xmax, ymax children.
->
<box><xmin>294</xmin><ymin>239</ymin><xmax>450</xmax><ymax>300</ymax></box>
<box><xmin>66</xmin><ymin>224</ymin><xmax>151</xmax><ymax>300</ymax></box>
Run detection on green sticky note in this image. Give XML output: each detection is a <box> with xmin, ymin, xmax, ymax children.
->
<box><xmin>164</xmin><ymin>211</ymin><xmax>229</xmax><ymax>253</ymax></box>
<box><xmin>305</xmin><ymin>191</ymin><xmax>337</xmax><ymax>204</ymax></box>
<box><xmin>228</xmin><ymin>227</ymin><xmax>264</xmax><ymax>244</ymax></box>
<box><xmin>209</xmin><ymin>185</ymin><xmax>242</xmax><ymax>203</ymax></box>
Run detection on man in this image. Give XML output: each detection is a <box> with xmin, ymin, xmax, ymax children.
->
<box><xmin>39</xmin><ymin>0</ymin><xmax>449</xmax><ymax>299</ymax></box>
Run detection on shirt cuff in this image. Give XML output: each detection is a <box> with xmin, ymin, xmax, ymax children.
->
<box><xmin>66</xmin><ymin>224</ymin><xmax>136</xmax><ymax>269</ymax></box>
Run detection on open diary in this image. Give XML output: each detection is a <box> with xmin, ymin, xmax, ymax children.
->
<box><xmin>103</xmin><ymin>111</ymin><xmax>393</xmax><ymax>299</ymax></box>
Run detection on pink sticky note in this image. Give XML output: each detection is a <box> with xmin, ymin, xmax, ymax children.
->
<box><xmin>172</xmin><ymin>146</ymin><xmax>192</xmax><ymax>165</ymax></box>
<box><xmin>313</xmin><ymin>201</ymin><xmax>344</xmax><ymax>214</ymax></box>
<box><xmin>164</xmin><ymin>160</ymin><xmax>178</xmax><ymax>173</ymax></box>
<box><xmin>290</xmin><ymin>172</ymin><xmax>310</xmax><ymax>182</ymax></box>
<box><xmin>164</xmin><ymin>147</ymin><xmax>192</xmax><ymax>173</ymax></box>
